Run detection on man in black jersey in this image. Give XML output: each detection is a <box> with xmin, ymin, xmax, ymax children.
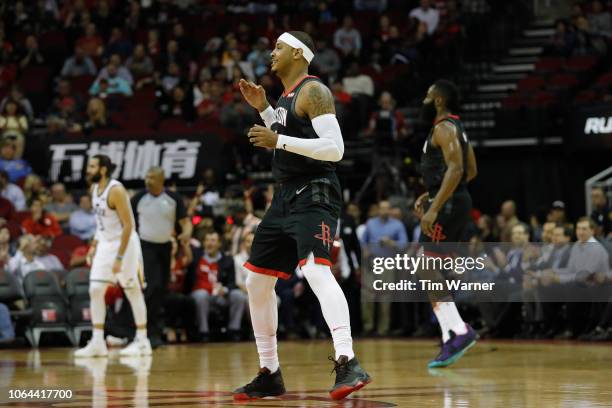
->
<box><xmin>415</xmin><ymin>80</ymin><xmax>479</xmax><ymax>368</ymax></box>
<box><xmin>233</xmin><ymin>31</ymin><xmax>370</xmax><ymax>401</ymax></box>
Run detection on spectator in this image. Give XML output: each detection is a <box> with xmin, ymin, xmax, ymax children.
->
<box><xmin>366</xmin><ymin>91</ymin><xmax>410</xmax><ymax>142</ymax></box>
<box><xmin>21</xmin><ymin>196</ymin><xmax>62</xmax><ymax>238</ymax></box>
<box><xmin>164</xmin><ymin>237</ymin><xmax>198</xmax><ymax>342</ymax></box>
<box><xmin>554</xmin><ymin>217</ymin><xmax>610</xmax><ymax>284</ymax></box>
<box><xmin>410</xmin><ymin>0</ymin><xmax>440</xmax><ymax>35</ymax></box>
<box><xmin>34</xmin><ymin>236</ymin><xmax>63</xmax><ymax>271</ymax></box>
<box><xmin>193</xmin><ymin>80</ymin><xmax>220</xmax><ymax>119</ymax></box>
<box><xmin>185</xmin><ymin>231</ymin><xmax>248</xmax><ymax>342</ymax></box>
<box><xmin>360</xmin><ymin>200</ymin><xmax>408</xmax><ymax>336</ymax></box>
<box><xmin>173</xmin><ymin>23</ymin><xmax>195</xmax><ymax>60</ymax></box>
<box><xmin>46</xmin><ymin>82</ymin><xmax>82</xmax><ymax>135</ymax></box>
<box><xmin>7</xmin><ymin>234</ymin><xmax>45</xmax><ymax>282</ymax></box>
<box><xmin>355</xmin><ymin>0</ymin><xmax>387</xmax><ymax>12</ymax></box>
<box><xmin>546</xmin><ymin>19</ymin><xmax>576</xmax><ymax>57</ymax></box>
<box><xmin>22</xmin><ymin>174</ymin><xmax>46</xmax><ymax>207</ymax></box>
<box><xmin>104</xmin><ymin>27</ymin><xmax>133</xmax><ymax>60</ymax></box>
<box><xmin>590</xmin><ymin>187</ymin><xmax>610</xmax><ymax>236</ymax></box>
<box><xmin>0</xmin><ymin>226</ymin><xmax>14</xmax><ymax>270</ymax></box>
<box><xmin>18</xmin><ymin>35</ymin><xmax>45</xmax><ymax>69</ymax></box>
<box><xmin>342</xmin><ymin>62</ymin><xmax>374</xmax><ymax>97</ymax></box>
<box><xmin>228</xmin><ymin>198</ymin><xmax>260</xmax><ymax>256</ymax></box>
<box><xmin>45</xmin><ymin>183</ymin><xmax>78</xmax><ymax>230</ymax></box>
<box><xmin>159</xmin><ymin>86</ymin><xmax>195</xmax><ymax>122</ymax></box>
<box><xmin>233</xmin><ymin>232</ymin><xmax>254</xmax><ymax>294</ymax></box>
<box><xmin>0</xmin><ymin>139</ymin><xmax>31</xmax><ymax>183</ymax></box>
<box><xmin>0</xmin><ymin>195</ymin><xmax>14</xmax><ymax>225</ymax></box>
<box><xmin>333</xmin><ymin>16</ymin><xmax>362</xmax><ymax>59</ymax></box>
<box><xmin>311</xmin><ymin>38</ymin><xmax>341</xmax><ymax>81</ymax></box>
<box><xmin>74</xmin><ymin>97</ymin><xmax>116</xmax><ymax>134</ymax></box>
<box><xmin>89</xmin><ymin>65</ymin><xmax>133</xmax><ymax>97</ymax></box>
<box><xmin>92</xmin><ymin>0</ymin><xmax>115</xmax><ymax>39</ymax></box>
<box><xmin>0</xmin><ymin>84</ymin><xmax>34</xmax><ymax>120</ymax></box>
<box><xmin>0</xmin><ymin>100</ymin><xmax>28</xmax><ymax>158</ymax></box>
<box><xmin>76</xmin><ymin>23</ymin><xmax>104</xmax><ymax>57</ymax></box>
<box><xmin>548</xmin><ymin>200</ymin><xmax>567</xmax><ymax>224</ymax></box>
<box><xmin>61</xmin><ymin>46</ymin><xmax>97</xmax><ymax>77</ymax></box>
<box><xmin>65</xmin><ymin>195</ymin><xmax>94</xmax><ymax>242</ymax></box>
<box><xmin>160</xmin><ymin>62</ymin><xmax>183</xmax><ymax>96</ymax></box>
<box><xmin>246</xmin><ymin>37</ymin><xmax>271</xmax><ymax>78</ymax></box>
<box><xmin>146</xmin><ymin>29</ymin><xmax>161</xmax><ymax>61</ymax></box>
<box><xmin>500</xmin><ymin>223</ymin><xmax>532</xmax><ymax>283</ymax></box>
<box><xmin>0</xmin><ymin>170</ymin><xmax>26</xmax><ymax>211</ymax></box>
<box><xmin>126</xmin><ymin>44</ymin><xmax>154</xmax><ymax>78</ymax></box>
<box><xmin>220</xmin><ymin>87</ymin><xmax>257</xmax><ymax>135</ymax></box>
<box><xmin>574</xmin><ymin>15</ymin><xmax>607</xmax><ymax>55</ymax></box>
<box><xmin>588</xmin><ymin>0</ymin><xmax>612</xmax><ymax>36</ymax></box>
<box><xmin>96</xmin><ymin>54</ymin><xmax>134</xmax><ymax>86</ymax></box>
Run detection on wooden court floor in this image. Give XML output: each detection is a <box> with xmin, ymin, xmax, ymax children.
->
<box><xmin>2</xmin><ymin>339</ymin><xmax>612</xmax><ymax>407</ymax></box>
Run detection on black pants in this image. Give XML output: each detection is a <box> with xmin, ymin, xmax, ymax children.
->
<box><xmin>141</xmin><ymin>240</ymin><xmax>172</xmax><ymax>339</ymax></box>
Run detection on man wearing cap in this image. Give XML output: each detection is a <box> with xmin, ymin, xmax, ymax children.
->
<box><xmin>235</xmin><ymin>31</ymin><xmax>371</xmax><ymax>401</ymax></box>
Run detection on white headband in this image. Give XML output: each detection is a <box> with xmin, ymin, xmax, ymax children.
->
<box><xmin>278</xmin><ymin>32</ymin><xmax>314</xmax><ymax>64</ymax></box>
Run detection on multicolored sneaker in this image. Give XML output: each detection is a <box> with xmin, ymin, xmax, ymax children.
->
<box><xmin>428</xmin><ymin>324</ymin><xmax>478</xmax><ymax>368</ymax></box>
<box><xmin>233</xmin><ymin>367</ymin><xmax>286</xmax><ymax>400</ymax></box>
<box><xmin>329</xmin><ymin>356</ymin><xmax>372</xmax><ymax>400</ymax></box>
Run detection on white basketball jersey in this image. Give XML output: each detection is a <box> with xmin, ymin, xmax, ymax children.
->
<box><xmin>92</xmin><ymin>179</ymin><xmax>129</xmax><ymax>242</ymax></box>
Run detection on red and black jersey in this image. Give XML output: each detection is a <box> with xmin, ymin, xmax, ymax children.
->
<box><xmin>271</xmin><ymin>75</ymin><xmax>336</xmax><ymax>183</ymax></box>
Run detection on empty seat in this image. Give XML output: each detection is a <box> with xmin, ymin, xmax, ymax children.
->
<box><xmin>22</xmin><ymin>270</ymin><xmax>74</xmax><ymax>347</ymax></box>
<box><xmin>65</xmin><ymin>268</ymin><xmax>92</xmax><ymax>344</ymax></box>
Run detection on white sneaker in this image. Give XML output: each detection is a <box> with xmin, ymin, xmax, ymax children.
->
<box><xmin>119</xmin><ymin>337</ymin><xmax>152</xmax><ymax>357</ymax></box>
<box><xmin>75</xmin><ymin>339</ymin><xmax>108</xmax><ymax>358</ymax></box>
<box><xmin>106</xmin><ymin>335</ymin><xmax>128</xmax><ymax>347</ymax></box>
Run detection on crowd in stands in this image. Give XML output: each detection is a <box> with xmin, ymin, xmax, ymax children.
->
<box><xmin>0</xmin><ymin>1</ymin><xmax>611</xmax><ymax>347</ymax></box>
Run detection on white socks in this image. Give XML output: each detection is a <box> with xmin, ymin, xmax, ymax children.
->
<box><xmin>246</xmin><ymin>272</ymin><xmax>279</xmax><ymax>372</ymax></box>
<box><xmin>255</xmin><ymin>335</ymin><xmax>279</xmax><ymax>373</ymax></box>
<box><xmin>301</xmin><ymin>254</ymin><xmax>355</xmax><ymax>360</ymax></box>
<box><xmin>434</xmin><ymin>301</ymin><xmax>467</xmax><ymax>342</ymax></box>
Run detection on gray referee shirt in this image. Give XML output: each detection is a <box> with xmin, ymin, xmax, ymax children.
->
<box><xmin>131</xmin><ymin>189</ymin><xmax>187</xmax><ymax>244</ymax></box>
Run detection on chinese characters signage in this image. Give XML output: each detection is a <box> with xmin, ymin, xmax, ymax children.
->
<box><xmin>36</xmin><ymin>134</ymin><xmax>223</xmax><ymax>187</ymax></box>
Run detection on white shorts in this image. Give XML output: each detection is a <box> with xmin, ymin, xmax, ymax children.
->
<box><xmin>90</xmin><ymin>233</ymin><xmax>145</xmax><ymax>289</ymax></box>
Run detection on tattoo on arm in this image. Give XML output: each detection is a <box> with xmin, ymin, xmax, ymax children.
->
<box><xmin>307</xmin><ymin>83</ymin><xmax>335</xmax><ymax>118</ymax></box>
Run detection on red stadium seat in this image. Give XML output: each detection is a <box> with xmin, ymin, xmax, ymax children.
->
<box><xmin>72</xmin><ymin>75</ymin><xmax>96</xmax><ymax>98</ymax></box>
<box><xmin>549</xmin><ymin>74</ymin><xmax>579</xmax><ymax>90</ymax></box>
<box><xmin>50</xmin><ymin>234</ymin><xmax>85</xmax><ymax>269</ymax></box>
<box><xmin>565</xmin><ymin>56</ymin><xmax>598</xmax><ymax>73</ymax></box>
<box><xmin>517</xmin><ymin>75</ymin><xmax>546</xmax><ymax>93</ymax></box>
<box><xmin>158</xmin><ymin>118</ymin><xmax>193</xmax><ymax>133</ymax></box>
<box><xmin>535</xmin><ymin>57</ymin><xmax>565</xmax><ymax>74</ymax></box>
<box><xmin>596</xmin><ymin>72</ymin><xmax>612</xmax><ymax>86</ymax></box>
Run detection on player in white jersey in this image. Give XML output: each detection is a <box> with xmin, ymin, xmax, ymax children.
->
<box><xmin>75</xmin><ymin>154</ymin><xmax>152</xmax><ymax>358</ymax></box>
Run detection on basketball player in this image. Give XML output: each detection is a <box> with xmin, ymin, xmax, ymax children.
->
<box><xmin>415</xmin><ymin>80</ymin><xmax>478</xmax><ymax>368</ymax></box>
<box><xmin>74</xmin><ymin>155</ymin><xmax>151</xmax><ymax>357</ymax></box>
<box><xmin>233</xmin><ymin>31</ymin><xmax>371</xmax><ymax>401</ymax></box>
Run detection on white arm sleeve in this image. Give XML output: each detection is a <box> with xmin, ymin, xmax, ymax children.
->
<box><xmin>259</xmin><ymin>105</ymin><xmax>275</xmax><ymax>129</ymax></box>
<box><xmin>275</xmin><ymin>114</ymin><xmax>344</xmax><ymax>162</ymax></box>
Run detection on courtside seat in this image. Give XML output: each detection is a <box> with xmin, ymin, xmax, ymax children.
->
<box><xmin>23</xmin><ymin>270</ymin><xmax>74</xmax><ymax>347</ymax></box>
<box><xmin>65</xmin><ymin>268</ymin><xmax>92</xmax><ymax>345</ymax></box>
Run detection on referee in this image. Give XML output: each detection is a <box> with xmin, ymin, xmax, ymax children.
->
<box><xmin>132</xmin><ymin>166</ymin><xmax>192</xmax><ymax>348</ymax></box>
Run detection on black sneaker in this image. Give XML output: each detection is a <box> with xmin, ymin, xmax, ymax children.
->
<box><xmin>233</xmin><ymin>367</ymin><xmax>286</xmax><ymax>400</ymax></box>
<box><xmin>329</xmin><ymin>356</ymin><xmax>372</xmax><ymax>400</ymax></box>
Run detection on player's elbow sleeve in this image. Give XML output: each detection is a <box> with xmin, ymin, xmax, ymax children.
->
<box><xmin>312</xmin><ymin>114</ymin><xmax>344</xmax><ymax>161</ymax></box>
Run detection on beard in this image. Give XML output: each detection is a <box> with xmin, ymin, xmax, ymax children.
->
<box><xmin>87</xmin><ymin>171</ymin><xmax>102</xmax><ymax>184</ymax></box>
<box><xmin>420</xmin><ymin>101</ymin><xmax>437</xmax><ymax>126</ymax></box>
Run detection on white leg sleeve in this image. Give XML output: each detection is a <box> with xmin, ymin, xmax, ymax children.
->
<box><xmin>246</xmin><ymin>272</ymin><xmax>279</xmax><ymax>372</ymax></box>
<box><xmin>89</xmin><ymin>281</ymin><xmax>110</xmax><ymax>342</ymax></box>
<box><xmin>301</xmin><ymin>253</ymin><xmax>354</xmax><ymax>360</ymax></box>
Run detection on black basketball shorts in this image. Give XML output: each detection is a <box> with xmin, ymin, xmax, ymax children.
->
<box><xmin>419</xmin><ymin>187</ymin><xmax>473</xmax><ymax>257</ymax></box>
<box><xmin>244</xmin><ymin>174</ymin><xmax>342</xmax><ymax>279</ymax></box>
